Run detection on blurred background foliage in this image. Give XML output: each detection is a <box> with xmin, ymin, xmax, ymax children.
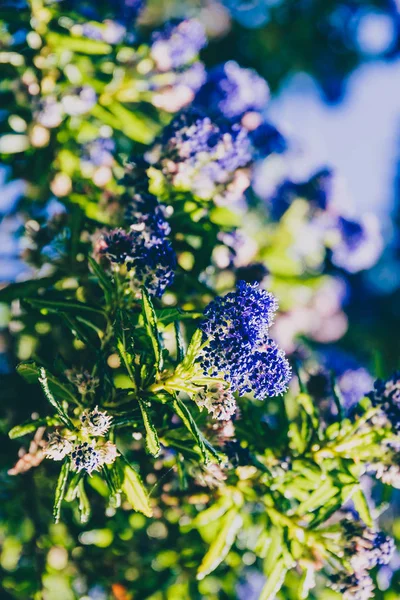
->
<box><xmin>1</xmin><ymin>0</ymin><xmax>400</xmax><ymax>599</ymax></box>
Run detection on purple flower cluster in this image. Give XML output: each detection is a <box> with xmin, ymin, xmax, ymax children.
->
<box><xmin>331</xmin><ymin>570</ymin><xmax>375</xmax><ymax>600</ymax></box>
<box><xmin>150</xmin><ymin>19</ymin><xmax>207</xmax><ymax>72</ymax></box>
<box><xmin>195</xmin><ymin>60</ymin><xmax>269</xmax><ymax>121</ymax></box>
<box><xmin>247</xmin><ymin>121</ymin><xmax>287</xmax><ymax>158</ymax></box>
<box><xmin>368</xmin><ymin>372</ymin><xmax>400</xmax><ymax>431</ymax></box>
<box><xmin>331</xmin><ymin>214</ymin><xmax>383</xmax><ymax>273</ymax></box>
<box><xmin>194</xmin><ymin>60</ymin><xmax>286</xmax><ymax>159</ymax></box>
<box><xmin>100</xmin><ymin>227</ymin><xmax>176</xmax><ymax>297</ymax></box>
<box><xmin>82</xmin><ymin>138</ymin><xmax>115</xmax><ymax>168</ymax></box>
<box><xmin>312</xmin><ymin>348</ymin><xmax>374</xmax><ymax>413</ymax></box>
<box><xmin>199</xmin><ymin>281</ymin><xmax>291</xmax><ymax>399</ymax></box>
<box><xmin>261</xmin><ymin>166</ymin><xmax>383</xmax><ymax>273</ymax></box>
<box><xmin>151</xmin><ymin>109</ymin><xmax>252</xmax><ymax>202</ymax></box>
<box><xmin>125</xmin><ymin>191</ymin><xmax>171</xmax><ymax>240</ymax></box>
<box><xmin>269</xmin><ymin>168</ymin><xmax>334</xmax><ymax>221</ymax></box>
<box><xmin>344</xmin><ymin>520</ymin><xmax>395</xmax><ymax>570</ymax></box>
<box><xmin>331</xmin><ymin>517</ymin><xmax>395</xmax><ymax>599</ymax></box>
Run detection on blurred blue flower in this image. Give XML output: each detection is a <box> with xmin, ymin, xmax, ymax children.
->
<box><xmin>150</xmin><ymin>19</ymin><xmax>207</xmax><ymax>71</ymax></box>
<box><xmin>195</xmin><ymin>60</ymin><xmax>270</xmax><ymax>121</ymax></box>
<box><xmin>331</xmin><ymin>214</ymin><xmax>383</xmax><ymax>273</ymax></box>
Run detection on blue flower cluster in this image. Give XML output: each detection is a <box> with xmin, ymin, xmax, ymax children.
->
<box><xmin>195</xmin><ymin>60</ymin><xmax>270</xmax><ymax>122</ymax></box>
<box><xmin>368</xmin><ymin>372</ymin><xmax>400</xmax><ymax>431</ymax></box>
<box><xmin>331</xmin><ymin>215</ymin><xmax>383</xmax><ymax>274</ymax></box>
<box><xmin>199</xmin><ymin>281</ymin><xmax>291</xmax><ymax>399</ymax></box>
<box><xmin>335</xmin><ymin>518</ymin><xmax>395</xmax><ymax>599</ymax></box>
<box><xmin>151</xmin><ymin>109</ymin><xmax>252</xmax><ymax>202</ymax></box>
<box><xmin>269</xmin><ymin>168</ymin><xmax>334</xmax><ymax>221</ymax></box>
<box><xmin>125</xmin><ymin>191</ymin><xmax>171</xmax><ymax>240</ymax></box>
<box><xmin>331</xmin><ymin>570</ymin><xmax>374</xmax><ymax>600</ymax></box>
<box><xmin>100</xmin><ymin>226</ymin><xmax>176</xmax><ymax>297</ymax></box>
<box><xmin>261</xmin><ymin>166</ymin><xmax>383</xmax><ymax>273</ymax></box>
<box><xmin>247</xmin><ymin>121</ymin><xmax>287</xmax><ymax>158</ymax></box>
<box><xmin>82</xmin><ymin>138</ymin><xmax>115</xmax><ymax>168</ymax></box>
<box><xmin>150</xmin><ymin>19</ymin><xmax>207</xmax><ymax>71</ymax></box>
<box><xmin>99</xmin><ymin>187</ymin><xmax>176</xmax><ymax>297</ymax></box>
<box><xmin>194</xmin><ymin>59</ymin><xmax>286</xmax><ymax>159</ymax></box>
<box><xmin>142</xmin><ymin>20</ymin><xmax>207</xmax><ymax>113</ymax></box>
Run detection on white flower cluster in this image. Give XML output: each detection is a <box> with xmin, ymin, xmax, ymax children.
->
<box><xmin>43</xmin><ymin>407</ymin><xmax>118</xmax><ymax>475</ymax></box>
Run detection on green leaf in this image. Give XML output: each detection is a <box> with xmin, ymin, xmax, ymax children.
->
<box><xmin>263</xmin><ymin>527</ymin><xmax>285</xmax><ymax>570</ymax></box>
<box><xmin>141</xmin><ymin>287</ymin><xmax>163</xmax><ymax>374</ymax></box>
<box><xmin>17</xmin><ymin>362</ymin><xmax>78</xmax><ymax>407</ymax></box>
<box><xmin>309</xmin><ymin>495</ymin><xmax>343</xmax><ymax>529</ymax></box>
<box><xmin>197</xmin><ymin>508</ymin><xmax>242</xmax><ymax>580</ymax></box>
<box><xmin>352</xmin><ymin>488</ymin><xmax>374</xmax><ymax>528</ymax></box>
<box><xmin>9</xmin><ymin>416</ymin><xmax>57</xmax><ymax>439</ymax></box>
<box><xmin>173</xmin><ymin>396</ymin><xmax>218</xmax><ymax>464</ymax></box>
<box><xmin>105</xmin><ymin>103</ymin><xmax>160</xmax><ymax>144</ymax></box>
<box><xmin>47</xmin><ymin>32</ymin><xmax>112</xmax><ymax>54</ymax></box>
<box><xmin>259</xmin><ymin>559</ymin><xmax>287</xmax><ymax>600</ymax></box>
<box><xmin>38</xmin><ymin>368</ymin><xmax>74</xmax><ymax>429</ymax></box>
<box><xmin>190</xmin><ymin>497</ymin><xmax>232</xmax><ymax>529</ymax></box>
<box><xmin>177</xmin><ymin>328</ymin><xmax>203</xmax><ymax>373</ymax></box>
<box><xmin>102</xmin><ymin>466</ymin><xmax>121</xmax><ymax>509</ymax></box>
<box><xmin>120</xmin><ymin>460</ymin><xmax>153</xmax><ymax>518</ymax></box>
<box><xmin>209</xmin><ymin>206</ymin><xmax>241</xmax><ymax>228</ymax></box>
<box><xmin>156</xmin><ymin>308</ymin><xmax>202</xmax><ymax>326</ymax></box>
<box><xmin>115</xmin><ymin>309</ymin><xmax>137</xmax><ymax>392</ymax></box>
<box><xmin>88</xmin><ymin>256</ymin><xmax>114</xmax><ymax>306</ymax></box>
<box><xmin>25</xmin><ymin>297</ymin><xmax>105</xmax><ymax>318</ymax></box>
<box><xmin>138</xmin><ymin>399</ymin><xmax>160</xmax><ymax>457</ymax></box>
<box><xmin>112</xmin><ymin>410</ymin><xmax>141</xmax><ymax>427</ymax></box>
<box><xmin>60</xmin><ymin>313</ymin><xmax>100</xmax><ymax>349</ymax></box>
<box><xmin>331</xmin><ymin>372</ymin><xmax>345</xmax><ymax>421</ymax></box>
<box><xmin>297</xmin><ymin>478</ymin><xmax>339</xmax><ymax>515</ymax></box>
<box><xmin>0</xmin><ymin>277</ymin><xmax>56</xmax><ymax>303</ymax></box>
<box><xmin>53</xmin><ymin>460</ymin><xmax>70</xmax><ymax>524</ymax></box>
<box><xmin>174</xmin><ymin>321</ymin><xmax>185</xmax><ymax>363</ymax></box>
<box><xmin>65</xmin><ymin>472</ymin><xmax>83</xmax><ymax>503</ymax></box>
<box><xmin>77</xmin><ymin>480</ymin><xmax>91</xmax><ymax>524</ymax></box>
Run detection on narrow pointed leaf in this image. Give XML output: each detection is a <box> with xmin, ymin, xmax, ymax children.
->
<box><xmin>352</xmin><ymin>488</ymin><xmax>374</xmax><ymax>527</ymax></box>
<box><xmin>259</xmin><ymin>559</ymin><xmax>287</xmax><ymax>600</ymax></box>
<box><xmin>65</xmin><ymin>472</ymin><xmax>83</xmax><ymax>503</ymax></box>
<box><xmin>88</xmin><ymin>256</ymin><xmax>114</xmax><ymax>305</ymax></box>
<box><xmin>197</xmin><ymin>509</ymin><xmax>242</xmax><ymax>580</ymax></box>
<box><xmin>0</xmin><ymin>277</ymin><xmax>56</xmax><ymax>303</ymax></box>
<box><xmin>9</xmin><ymin>416</ymin><xmax>57</xmax><ymax>439</ymax></box>
<box><xmin>297</xmin><ymin>478</ymin><xmax>339</xmax><ymax>514</ymax></box>
<box><xmin>53</xmin><ymin>460</ymin><xmax>70</xmax><ymax>523</ymax></box>
<box><xmin>138</xmin><ymin>399</ymin><xmax>160</xmax><ymax>457</ymax></box>
<box><xmin>178</xmin><ymin>328</ymin><xmax>203</xmax><ymax>373</ymax></box>
<box><xmin>172</xmin><ymin>397</ymin><xmax>214</xmax><ymax>463</ymax></box>
<box><xmin>174</xmin><ymin>321</ymin><xmax>185</xmax><ymax>363</ymax></box>
<box><xmin>60</xmin><ymin>312</ymin><xmax>100</xmax><ymax>349</ymax></box>
<box><xmin>120</xmin><ymin>460</ymin><xmax>153</xmax><ymax>518</ymax></box>
<box><xmin>38</xmin><ymin>368</ymin><xmax>74</xmax><ymax>429</ymax></box>
<box><xmin>25</xmin><ymin>297</ymin><xmax>105</xmax><ymax>317</ymax></box>
<box><xmin>115</xmin><ymin>309</ymin><xmax>137</xmax><ymax>391</ymax></box>
<box><xmin>17</xmin><ymin>362</ymin><xmax>78</xmax><ymax>406</ymax></box>
<box><xmin>141</xmin><ymin>287</ymin><xmax>163</xmax><ymax>374</ymax></box>
<box><xmin>77</xmin><ymin>479</ymin><xmax>91</xmax><ymax>524</ymax></box>
<box><xmin>156</xmin><ymin>308</ymin><xmax>202</xmax><ymax>326</ymax></box>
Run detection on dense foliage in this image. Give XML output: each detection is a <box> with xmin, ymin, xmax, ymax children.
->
<box><xmin>0</xmin><ymin>1</ymin><xmax>399</xmax><ymax>599</ymax></box>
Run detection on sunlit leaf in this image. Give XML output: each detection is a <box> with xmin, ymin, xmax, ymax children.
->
<box><xmin>196</xmin><ymin>508</ymin><xmax>242</xmax><ymax>580</ymax></box>
<box><xmin>53</xmin><ymin>460</ymin><xmax>70</xmax><ymax>524</ymax></box>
